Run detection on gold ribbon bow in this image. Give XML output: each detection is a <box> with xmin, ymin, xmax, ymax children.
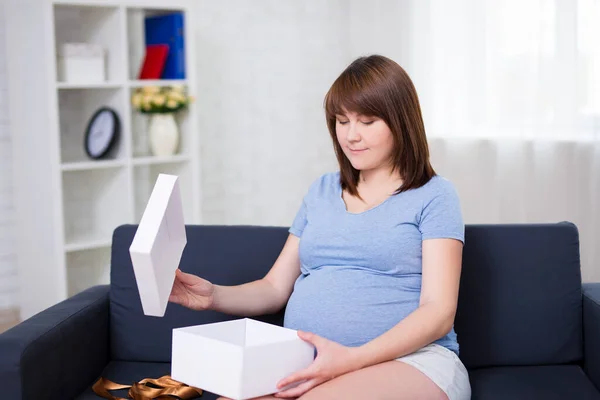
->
<box><xmin>92</xmin><ymin>375</ymin><xmax>203</xmax><ymax>400</ymax></box>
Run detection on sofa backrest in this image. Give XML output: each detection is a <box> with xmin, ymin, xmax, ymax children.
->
<box><xmin>109</xmin><ymin>222</ymin><xmax>583</xmax><ymax>367</ymax></box>
<box><xmin>454</xmin><ymin>222</ymin><xmax>583</xmax><ymax>368</ymax></box>
<box><xmin>109</xmin><ymin>224</ymin><xmax>288</xmax><ymax>362</ymax></box>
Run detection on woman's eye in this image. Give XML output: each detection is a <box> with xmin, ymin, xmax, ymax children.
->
<box><xmin>336</xmin><ymin>119</ymin><xmax>374</xmax><ymax>125</ymax></box>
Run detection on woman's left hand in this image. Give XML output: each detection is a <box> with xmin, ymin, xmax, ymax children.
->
<box><xmin>274</xmin><ymin>331</ymin><xmax>363</xmax><ymax>398</ymax></box>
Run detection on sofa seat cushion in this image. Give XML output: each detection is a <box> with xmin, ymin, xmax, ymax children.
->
<box><xmin>469</xmin><ymin>365</ymin><xmax>600</xmax><ymax>399</ymax></box>
<box><xmin>75</xmin><ymin>361</ymin><xmax>220</xmax><ymax>400</ymax></box>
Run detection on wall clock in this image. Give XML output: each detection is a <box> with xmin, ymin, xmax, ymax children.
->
<box><xmin>84</xmin><ymin>107</ymin><xmax>120</xmax><ymax>159</ymax></box>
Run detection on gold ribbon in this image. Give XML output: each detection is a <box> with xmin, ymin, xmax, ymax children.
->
<box><xmin>92</xmin><ymin>375</ymin><xmax>203</xmax><ymax>400</ymax></box>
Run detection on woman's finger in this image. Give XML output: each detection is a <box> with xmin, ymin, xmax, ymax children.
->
<box><xmin>275</xmin><ymin>378</ymin><xmax>320</xmax><ymax>398</ymax></box>
<box><xmin>176</xmin><ymin>269</ymin><xmax>200</xmax><ymax>285</ymax></box>
<box><xmin>168</xmin><ymin>292</ymin><xmax>185</xmax><ymax>304</ymax></box>
<box><xmin>171</xmin><ymin>278</ymin><xmax>186</xmax><ymax>295</ymax></box>
<box><xmin>277</xmin><ymin>365</ymin><xmax>315</xmax><ymax>390</ymax></box>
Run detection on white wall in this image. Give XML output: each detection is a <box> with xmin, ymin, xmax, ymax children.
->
<box><xmin>195</xmin><ymin>0</ymin><xmax>348</xmax><ymax>226</ymax></box>
<box><xmin>0</xmin><ymin>1</ymin><xmax>18</xmax><ymax>312</ymax></box>
<box><xmin>193</xmin><ymin>0</ymin><xmax>420</xmax><ymax>226</ymax></box>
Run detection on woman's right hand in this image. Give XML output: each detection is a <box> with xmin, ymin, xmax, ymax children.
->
<box><xmin>169</xmin><ymin>269</ymin><xmax>215</xmax><ymax>311</ymax></box>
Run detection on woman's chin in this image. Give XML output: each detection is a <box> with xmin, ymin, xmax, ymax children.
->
<box><xmin>349</xmin><ymin>159</ymin><xmax>392</xmax><ymax>173</ymax></box>
<box><xmin>348</xmin><ymin>159</ymin><xmax>371</xmax><ymax>171</ymax></box>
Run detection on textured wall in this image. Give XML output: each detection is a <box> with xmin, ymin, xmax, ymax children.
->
<box><xmin>0</xmin><ymin>1</ymin><xmax>18</xmax><ymax>311</ymax></box>
<box><xmin>194</xmin><ymin>0</ymin><xmax>351</xmax><ymax>226</ymax></box>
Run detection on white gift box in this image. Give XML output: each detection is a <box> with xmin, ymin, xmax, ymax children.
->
<box><xmin>171</xmin><ymin>318</ymin><xmax>315</xmax><ymax>400</ymax></box>
<box><xmin>129</xmin><ymin>173</ymin><xmax>187</xmax><ymax>317</ymax></box>
<box><xmin>57</xmin><ymin>43</ymin><xmax>106</xmax><ymax>83</ymax></box>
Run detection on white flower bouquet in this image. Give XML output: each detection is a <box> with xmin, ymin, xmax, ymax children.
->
<box><xmin>131</xmin><ymin>85</ymin><xmax>194</xmax><ymax>114</ymax></box>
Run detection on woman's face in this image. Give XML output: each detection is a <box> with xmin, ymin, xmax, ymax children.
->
<box><xmin>335</xmin><ymin>111</ymin><xmax>395</xmax><ymax>172</ymax></box>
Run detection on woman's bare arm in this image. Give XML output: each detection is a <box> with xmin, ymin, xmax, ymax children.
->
<box><xmin>210</xmin><ymin>234</ymin><xmax>302</xmax><ymax>316</ymax></box>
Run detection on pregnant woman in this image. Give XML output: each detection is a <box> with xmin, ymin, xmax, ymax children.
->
<box><xmin>169</xmin><ymin>54</ymin><xmax>471</xmax><ymax>400</ymax></box>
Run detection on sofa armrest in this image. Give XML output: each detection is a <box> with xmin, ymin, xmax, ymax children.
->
<box><xmin>0</xmin><ymin>285</ymin><xmax>110</xmax><ymax>399</ymax></box>
<box><xmin>584</xmin><ymin>282</ymin><xmax>600</xmax><ymax>391</ymax></box>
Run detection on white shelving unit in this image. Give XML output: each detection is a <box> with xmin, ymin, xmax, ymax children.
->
<box><xmin>6</xmin><ymin>0</ymin><xmax>202</xmax><ymax>320</ymax></box>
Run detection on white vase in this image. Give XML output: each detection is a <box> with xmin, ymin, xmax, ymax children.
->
<box><xmin>148</xmin><ymin>113</ymin><xmax>179</xmax><ymax>156</ymax></box>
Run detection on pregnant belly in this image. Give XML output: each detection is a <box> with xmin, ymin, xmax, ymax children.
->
<box><xmin>283</xmin><ymin>266</ymin><xmax>421</xmax><ymax>347</ymax></box>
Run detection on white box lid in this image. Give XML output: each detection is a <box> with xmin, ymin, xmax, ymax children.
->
<box><xmin>129</xmin><ymin>174</ymin><xmax>187</xmax><ymax>317</ymax></box>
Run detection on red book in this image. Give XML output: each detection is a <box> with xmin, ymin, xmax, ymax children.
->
<box><xmin>138</xmin><ymin>44</ymin><xmax>169</xmax><ymax>80</ymax></box>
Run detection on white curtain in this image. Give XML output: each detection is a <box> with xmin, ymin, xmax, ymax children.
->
<box><xmin>397</xmin><ymin>0</ymin><xmax>600</xmax><ymax>282</ymax></box>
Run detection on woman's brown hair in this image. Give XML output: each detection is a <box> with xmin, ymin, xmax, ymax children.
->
<box><xmin>324</xmin><ymin>54</ymin><xmax>435</xmax><ymax>197</ymax></box>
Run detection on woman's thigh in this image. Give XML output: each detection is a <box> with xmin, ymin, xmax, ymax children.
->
<box><xmin>298</xmin><ymin>360</ymin><xmax>448</xmax><ymax>400</ymax></box>
<box><xmin>217</xmin><ymin>396</ymin><xmax>280</xmax><ymax>400</ymax></box>
<box><xmin>216</xmin><ymin>360</ymin><xmax>448</xmax><ymax>400</ymax></box>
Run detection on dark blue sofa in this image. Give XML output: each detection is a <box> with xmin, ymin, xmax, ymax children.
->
<box><xmin>1</xmin><ymin>223</ymin><xmax>600</xmax><ymax>399</ymax></box>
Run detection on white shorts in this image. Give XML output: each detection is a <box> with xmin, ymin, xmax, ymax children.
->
<box><xmin>396</xmin><ymin>343</ymin><xmax>471</xmax><ymax>400</ymax></box>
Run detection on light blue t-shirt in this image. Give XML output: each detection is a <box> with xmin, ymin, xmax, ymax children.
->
<box><xmin>283</xmin><ymin>171</ymin><xmax>465</xmax><ymax>355</ymax></box>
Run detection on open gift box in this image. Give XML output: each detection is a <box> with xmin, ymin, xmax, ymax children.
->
<box><xmin>129</xmin><ymin>174</ymin><xmax>315</xmax><ymax>399</ymax></box>
<box><xmin>172</xmin><ymin>318</ymin><xmax>315</xmax><ymax>399</ymax></box>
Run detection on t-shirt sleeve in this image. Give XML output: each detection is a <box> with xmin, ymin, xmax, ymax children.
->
<box><xmin>289</xmin><ymin>174</ymin><xmax>326</xmax><ymax>238</ymax></box>
<box><xmin>418</xmin><ymin>181</ymin><xmax>465</xmax><ymax>243</ymax></box>
<box><xmin>289</xmin><ymin>198</ymin><xmax>308</xmax><ymax>238</ymax></box>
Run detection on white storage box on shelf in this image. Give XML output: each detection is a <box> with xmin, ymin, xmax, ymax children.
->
<box><xmin>172</xmin><ymin>318</ymin><xmax>315</xmax><ymax>400</ymax></box>
<box><xmin>57</xmin><ymin>43</ymin><xmax>106</xmax><ymax>83</ymax></box>
<box><xmin>129</xmin><ymin>173</ymin><xmax>187</xmax><ymax>317</ymax></box>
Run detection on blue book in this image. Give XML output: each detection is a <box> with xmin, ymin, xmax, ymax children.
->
<box><xmin>144</xmin><ymin>12</ymin><xmax>185</xmax><ymax>80</ymax></box>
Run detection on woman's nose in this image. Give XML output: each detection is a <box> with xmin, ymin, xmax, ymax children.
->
<box><xmin>347</xmin><ymin>123</ymin><xmax>360</xmax><ymax>142</ymax></box>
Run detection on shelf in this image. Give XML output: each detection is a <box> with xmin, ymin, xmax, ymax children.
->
<box><xmin>61</xmin><ymin>159</ymin><xmax>126</xmax><ymax>171</ymax></box>
<box><xmin>53</xmin><ymin>0</ymin><xmax>122</xmax><ymax>6</ymax></box>
<box><xmin>132</xmin><ymin>154</ymin><xmax>189</xmax><ymax>165</ymax></box>
<box><xmin>58</xmin><ymin>87</ymin><xmax>126</xmax><ymax>163</ymax></box>
<box><xmin>129</xmin><ymin>80</ymin><xmax>187</xmax><ymax>88</ymax></box>
<box><xmin>53</xmin><ymin>1</ymin><xmax>192</xmax><ymax>9</ymax></box>
<box><xmin>62</xmin><ymin>167</ymin><xmax>130</xmax><ymax>245</ymax></box>
<box><xmin>126</xmin><ymin>8</ymin><xmax>187</xmax><ymax>81</ymax></box>
<box><xmin>64</xmin><ymin>237</ymin><xmax>112</xmax><ymax>252</ymax></box>
<box><xmin>7</xmin><ymin>0</ymin><xmax>199</xmax><ymax>319</ymax></box>
<box><xmin>130</xmin><ymin>90</ymin><xmax>191</xmax><ymax>157</ymax></box>
<box><xmin>57</xmin><ymin>81</ymin><xmax>124</xmax><ymax>89</ymax></box>
<box><xmin>53</xmin><ymin>4</ymin><xmax>126</xmax><ymax>83</ymax></box>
